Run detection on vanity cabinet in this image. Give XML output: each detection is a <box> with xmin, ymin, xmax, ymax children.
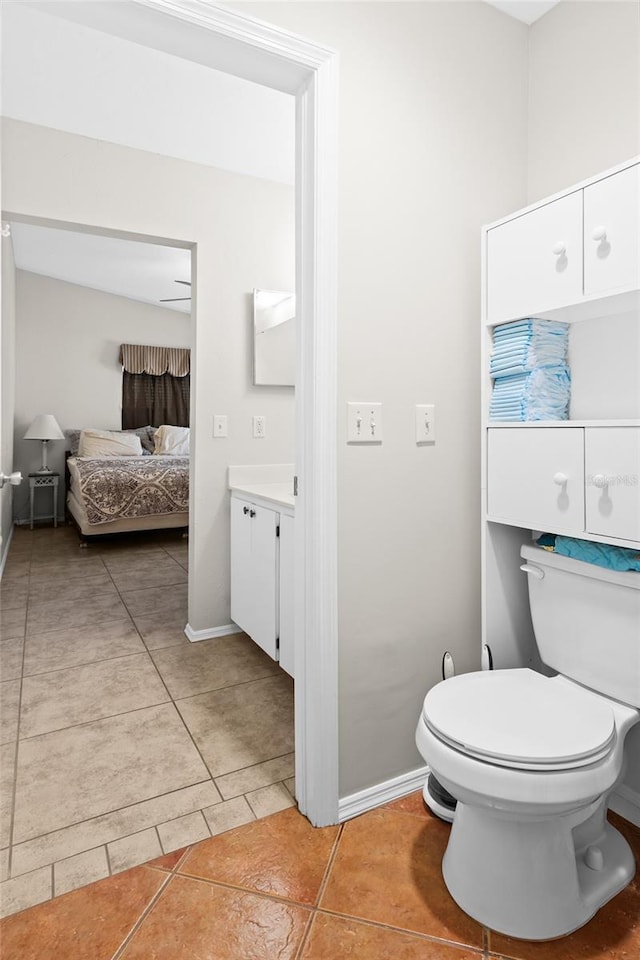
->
<box><xmin>487</xmin><ymin>162</ymin><xmax>640</xmax><ymax>325</ymax></box>
<box><xmin>230</xmin><ymin>491</ymin><xmax>294</xmax><ymax>677</ymax></box>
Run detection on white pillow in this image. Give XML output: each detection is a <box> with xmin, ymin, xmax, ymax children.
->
<box><xmin>78</xmin><ymin>428</ymin><xmax>143</xmax><ymax>458</ymax></box>
<box><xmin>153</xmin><ymin>425</ymin><xmax>190</xmax><ymax>456</ymax></box>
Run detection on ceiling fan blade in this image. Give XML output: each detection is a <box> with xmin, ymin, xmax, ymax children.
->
<box><xmin>160</xmin><ymin>296</ymin><xmax>191</xmax><ymax>302</ymax></box>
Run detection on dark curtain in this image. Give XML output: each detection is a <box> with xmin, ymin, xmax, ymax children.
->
<box><xmin>122</xmin><ymin>372</ymin><xmax>190</xmax><ymax>429</ymax></box>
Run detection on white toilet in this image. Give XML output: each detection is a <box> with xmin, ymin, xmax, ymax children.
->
<box><xmin>415</xmin><ymin>542</ymin><xmax>640</xmax><ymax>941</ymax></box>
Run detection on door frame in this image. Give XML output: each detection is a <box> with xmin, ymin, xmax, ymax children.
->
<box><xmin>118</xmin><ymin>0</ymin><xmax>339</xmax><ymax>825</ymax></box>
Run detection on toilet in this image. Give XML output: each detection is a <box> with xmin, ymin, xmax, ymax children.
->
<box><xmin>415</xmin><ymin>542</ymin><xmax>640</xmax><ymax>941</ymax></box>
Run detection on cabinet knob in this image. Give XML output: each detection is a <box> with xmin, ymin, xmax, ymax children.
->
<box><xmin>552</xmin><ymin>241</ymin><xmax>566</xmax><ymax>256</ymax></box>
<box><xmin>592</xmin><ymin>474</ymin><xmax>608</xmax><ymax>488</ymax></box>
<box><xmin>553</xmin><ymin>472</ymin><xmax>567</xmax><ymax>486</ymax></box>
<box><xmin>243</xmin><ymin>506</ymin><xmax>250</xmax><ymax>515</ymax></box>
<box><xmin>250</xmin><ymin>509</ymin><xmax>256</xmax><ymax>518</ymax></box>
<box><xmin>591</xmin><ymin>225</ymin><xmax>607</xmax><ymax>242</ymax></box>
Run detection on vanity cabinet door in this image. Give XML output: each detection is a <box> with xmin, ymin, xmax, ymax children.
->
<box><xmin>278</xmin><ymin>515</ymin><xmax>295</xmax><ymax>678</ymax></box>
<box><xmin>230</xmin><ymin>497</ymin><xmax>278</xmax><ymax>659</ymax></box>
<box><xmin>585</xmin><ymin>427</ymin><xmax>640</xmax><ymax>543</ymax></box>
<box><xmin>487</xmin><ymin>192</ymin><xmax>583</xmax><ymax>324</ymax></box>
<box><xmin>584</xmin><ymin>165</ymin><xmax>640</xmax><ymax>297</ymax></box>
<box><xmin>487</xmin><ymin>428</ymin><xmax>585</xmax><ymax>534</ymax></box>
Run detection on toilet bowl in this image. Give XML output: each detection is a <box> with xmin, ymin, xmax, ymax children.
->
<box><xmin>415</xmin><ymin>544</ymin><xmax>640</xmax><ymax>941</ymax></box>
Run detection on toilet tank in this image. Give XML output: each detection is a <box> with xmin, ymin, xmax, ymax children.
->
<box><xmin>520</xmin><ymin>543</ymin><xmax>640</xmax><ymax>708</ymax></box>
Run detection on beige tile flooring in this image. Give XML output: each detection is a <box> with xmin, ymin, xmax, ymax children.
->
<box><xmin>0</xmin><ymin>524</ymin><xmax>295</xmax><ymax>919</ymax></box>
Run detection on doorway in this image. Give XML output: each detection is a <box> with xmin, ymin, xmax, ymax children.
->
<box><xmin>0</xmin><ymin>1</ymin><xmax>338</xmax><ymax>828</ymax></box>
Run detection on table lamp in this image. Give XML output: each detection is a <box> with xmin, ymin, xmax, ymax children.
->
<box><xmin>23</xmin><ymin>414</ymin><xmax>65</xmax><ymax>474</ymax></box>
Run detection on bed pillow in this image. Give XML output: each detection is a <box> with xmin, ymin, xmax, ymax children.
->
<box><xmin>153</xmin><ymin>425</ymin><xmax>190</xmax><ymax>456</ymax></box>
<box><xmin>78</xmin><ymin>429</ymin><xmax>143</xmax><ymax>457</ymax></box>
<box><xmin>64</xmin><ymin>429</ymin><xmax>83</xmax><ymax>456</ymax></box>
<box><xmin>124</xmin><ymin>425</ymin><xmax>156</xmax><ymax>454</ymax></box>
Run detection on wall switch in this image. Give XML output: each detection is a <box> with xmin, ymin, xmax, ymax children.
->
<box><xmin>347</xmin><ymin>402</ymin><xmax>383</xmax><ymax>443</ymax></box>
<box><xmin>252</xmin><ymin>415</ymin><xmax>266</xmax><ymax>438</ymax></box>
<box><xmin>415</xmin><ymin>404</ymin><xmax>436</xmax><ymax>444</ymax></box>
<box><xmin>213</xmin><ymin>415</ymin><xmax>228</xmax><ymax>438</ymax></box>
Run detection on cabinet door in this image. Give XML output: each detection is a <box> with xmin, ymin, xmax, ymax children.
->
<box><xmin>585</xmin><ymin>428</ymin><xmax>640</xmax><ymax>542</ymax></box>
<box><xmin>230</xmin><ymin>498</ymin><xmax>278</xmax><ymax>659</ymax></box>
<box><xmin>487</xmin><ymin>428</ymin><xmax>584</xmax><ymax>533</ymax></box>
<box><xmin>487</xmin><ymin>192</ymin><xmax>583</xmax><ymax>324</ymax></box>
<box><xmin>584</xmin><ymin>165</ymin><xmax>640</xmax><ymax>297</ymax></box>
<box><xmin>278</xmin><ymin>515</ymin><xmax>295</xmax><ymax>678</ymax></box>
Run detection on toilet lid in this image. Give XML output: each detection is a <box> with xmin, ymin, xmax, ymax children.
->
<box><xmin>423</xmin><ymin>669</ymin><xmax>616</xmax><ymax>771</ymax></box>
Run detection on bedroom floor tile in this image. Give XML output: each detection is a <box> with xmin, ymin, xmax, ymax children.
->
<box><xmin>12</xmin><ymin>703</ymin><xmax>210</xmax><ymax>843</ymax></box>
<box><xmin>151</xmin><ymin>632</ymin><xmax>279</xmax><ymax>699</ymax></box>
<box><xmin>25</xmin><ymin>595</ymin><xmax>129</xmax><ymax>636</ymax></box>
<box><xmin>1</xmin><ymin>529</ymin><xmax>296</xmax><ymax>915</ymax></box>
<box><xmin>0</xmin><ymin>608</ymin><xmax>26</xmax><ymax>641</ymax></box>
<box><xmin>176</xmin><ymin>673</ymin><xmax>295</xmax><ymax>778</ymax></box>
<box><xmin>0</xmin><ymin>638</ymin><xmax>24</xmax><ymax>682</ymax></box>
<box><xmin>19</xmin><ymin>653</ymin><xmax>170</xmax><ymax>738</ymax></box>
<box><xmin>23</xmin><ymin>619</ymin><xmax>145</xmax><ymax>676</ymax></box>
<box><xmin>119</xmin><ymin>582</ymin><xmax>188</xmax><ymax>618</ymax></box>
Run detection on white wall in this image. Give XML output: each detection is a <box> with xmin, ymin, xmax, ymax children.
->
<box><xmin>2</xmin><ymin>119</ymin><xmax>294</xmax><ymax>629</ymax></box>
<box><xmin>235</xmin><ymin>0</ymin><xmax>530</xmax><ymax>795</ymax></box>
<box><xmin>1</xmin><ymin>234</ymin><xmax>16</xmax><ymax>560</ymax></box>
<box><xmin>527</xmin><ymin>0</ymin><xmax>640</xmax><ymax>202</ymax></box>
<box><xmin>12</xmin><ymin>270</ymin><xmax>192</xmax><ymax>523</ymax></box>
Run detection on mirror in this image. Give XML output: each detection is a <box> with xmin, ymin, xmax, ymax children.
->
<box><xmin>253</xmin><ymin>288</ymin><xmax>295</xmax><ymax>386</ymax></box>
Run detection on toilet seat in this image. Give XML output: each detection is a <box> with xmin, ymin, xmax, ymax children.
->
<box><xmin>423</xmin><ymin>669</ymin><xmax>616</xmax><ymax>771</ymax></box>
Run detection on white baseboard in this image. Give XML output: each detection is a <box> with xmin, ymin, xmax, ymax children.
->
<box><xmin>609</xmin><ymin>784</ymin><xmax>640</xmax><ymax>829</ymax></box>
<box><xmin>0</xmin><ymin>524</ymin><xmax>15</xmax><ymax>579</ymax></box>
<box><xmin>184</xmin><ymin>622</ymin><xmax>244</xmax><ymax>643</ymax></box>
<box><xmin>338</xmin><ymin>765</ymin><xmax>430</xmax><ymax>823</ymax></box>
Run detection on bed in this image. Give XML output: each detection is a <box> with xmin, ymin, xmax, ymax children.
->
<box><xmin>65</xmin><ymin>426</ymin><xmax>190</xmax><ymax>540</ymax></box>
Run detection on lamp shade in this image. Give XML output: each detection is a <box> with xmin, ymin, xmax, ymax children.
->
<box><xmin>24</xmin><ymin>414</ymin><xmax>65</xmax><ymax>441</ymax></box>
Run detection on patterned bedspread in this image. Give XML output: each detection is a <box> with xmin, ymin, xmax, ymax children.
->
<box><xmin>71</xmin><ymin>456</ymin><xmax>189</xmax><ymax>525</ymax></box>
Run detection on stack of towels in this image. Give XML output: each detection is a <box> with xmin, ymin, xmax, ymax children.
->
<box><xmin>489</xmin><ymin>319</ymin><xmax>571</xmax><ymax>421</ymax></box>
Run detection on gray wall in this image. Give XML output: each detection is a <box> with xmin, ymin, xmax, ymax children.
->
<box><xmin>527</xmin><ymin>0</ymin><xmax>640</xmax><ymax>203</ymax></box>
<box><xmin>236</xmin><ymin>0</ymin><xmax>530</xmax><ymax>795</ymax></box>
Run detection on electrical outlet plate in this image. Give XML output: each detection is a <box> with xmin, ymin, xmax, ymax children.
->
<box><xmin>415</xmin><ymin>404</ymin><xmax>436</xmax><ymax>444</ymax></box>
<box><xmin>252</xmin><ymin>415</ymin><xmax>266</xmax><ymax>438</ymax></box>
<box><xmin>347</xmin><ymin>402</ymin><xmax>383</xmax><ymax>443</ymax></box>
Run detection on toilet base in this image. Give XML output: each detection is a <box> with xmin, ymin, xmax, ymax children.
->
<box><xmin>442</xmin><ymin>798</ymin><xmax>636</xmax><ymax>940</ymax></box>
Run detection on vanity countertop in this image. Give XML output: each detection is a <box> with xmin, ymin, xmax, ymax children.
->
<box><xmin>229</xmin><ymin>482</ymin><xmax>295</xmax><ymax>510</ymax></box>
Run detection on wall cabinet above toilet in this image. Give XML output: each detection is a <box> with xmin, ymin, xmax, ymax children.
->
<box><xmin>487</xmin><ymin>162</ymin><xmax>640</xmax><ymax>325</ymax></box>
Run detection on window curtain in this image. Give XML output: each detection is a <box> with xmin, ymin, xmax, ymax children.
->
<box><xmin>120</xmin><ymin>344</ymin><xmax>190</xmax><ymax>429</ymax></box>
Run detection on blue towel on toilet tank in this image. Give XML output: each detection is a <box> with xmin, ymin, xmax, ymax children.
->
<box><xmin>536</xmin><ymin>534</ymin><xmax>640</xmax><ymax>572</ymax></box>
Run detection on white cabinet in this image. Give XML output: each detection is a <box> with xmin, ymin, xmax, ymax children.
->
<box><xmin>584</xmin><ymin>166</ymin><xmax>640</xmax><ymax>297</ymax></box>
<box><xmin>487</xmin><ymin>160</ymin><xmax>639</xmax><ymax>324</ymax></box>
<box><xmin>487</xmin><ymin>427</ymin><xmax>640</xmax><ymax>545</ymax></box>
<box><xmin>230</xmin><ymin>491</ymin><xmax>294</xmax><ymax>677</ymax></box>
<box><xmin>230</xmin><ymin>497</ymin><xmax>278</xmax><ymax>660</ymax></box>
<box><xmin>278</xmin><ymin>515</ymin><xmax>295</xmax><ymax>678</ymax></box>
<box><xmin>487</xmin><ymin>192</ymin><xmax>583</xmax><ymax>324</ymax></box>
<box><xmin>585</xmin><ymin>428</ymin><xmax>640</xmax><ymax>543</ymax></box>
<box><xmin>487</xmin><ymin>428</ymin><xmax>585</xmax><ymax>533</ymax></box>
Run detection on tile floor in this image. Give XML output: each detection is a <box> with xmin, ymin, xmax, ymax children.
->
<box><xmin>0</xmin><ymin>792</ymin><xmax>638</xmax><ymax>959</ymax></box>
<box><xmin>0</xmin><ymin>524</ymin><xmax>295</xmax><ymax>919</ymax></box>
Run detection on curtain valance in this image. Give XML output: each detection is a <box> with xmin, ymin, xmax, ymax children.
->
<box><xmin>120</xmin><ymin>344</ymin><xmax>190</xmax><ymax>377</ymax></box>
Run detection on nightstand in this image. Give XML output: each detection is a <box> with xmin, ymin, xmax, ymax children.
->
<box><xmin>28</xmin><ymin>472</ymin><xmax>60</xmax><ymax>530</ymax></box>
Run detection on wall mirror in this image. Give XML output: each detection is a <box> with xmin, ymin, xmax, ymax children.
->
<box><xmin>253</xmin><ymin>288</ymin><xmax>295</xmax><ymax>386</ymax></box>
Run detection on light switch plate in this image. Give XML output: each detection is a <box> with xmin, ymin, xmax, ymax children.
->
<box><xmin>415</xmin><ymin>404</ymin><xmax>436</xmax><ymax>444</ymax></box>
<box><xmin>213</xmin><ymin>415</ymin><xmax>228</xmax><ymax>438</ymax></box>
<box><xmin>347</xmin><ymin>402</ymin><xmax>383</xmax><ymax>443</ymax></box>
